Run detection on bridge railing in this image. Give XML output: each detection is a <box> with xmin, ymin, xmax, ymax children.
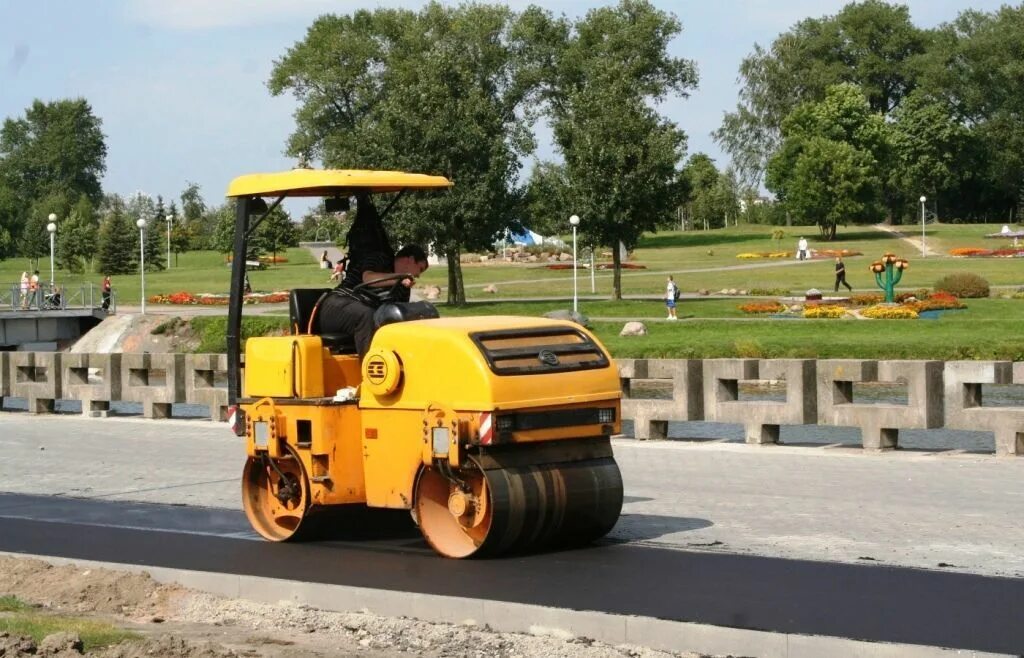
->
<box><xmin>1</xmin><ymin>353</ymin><xmax>1022</xmax><ymax>455</ymax></box>
<box><xmin>2</xmin><ymin>283</ymin><xmax>114</xmax><ymax>312</ymax></box>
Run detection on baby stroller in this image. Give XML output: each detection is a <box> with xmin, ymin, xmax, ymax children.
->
<box><xmin>41</xmin><ymin>289</ymin><xmax>63</xmax><ymax>310</ymax></box>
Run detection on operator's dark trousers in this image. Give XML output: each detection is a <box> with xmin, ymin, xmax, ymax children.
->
<box><xmin>319</xmin><ymin>293</ymin><xmax>376</xmax><ymax>358</ymax></box>
<box><xmin>835</xmin><ymin>275</ymin><xmax>852</xmax><ymax>292</ymax></box>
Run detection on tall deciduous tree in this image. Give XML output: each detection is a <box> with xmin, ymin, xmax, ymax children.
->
<box><xmin>767</xmin><ymin>85</ymin><xmax>888</xmax><ymax>238</ymax></box>
<box><xmin>0</xmin><ymin>98</ymin><xmax>107</xmax><ymax>244</ymax></box>
<box><xmin>270</xmin><ymin>4</ymin><xmax>533</xmax><ymax>304</ymax></box>
<box><xmin>518</xmin><ymin>0</ymin><xmax>696</xmax><ymax>299</ymax></box>
<box><xmin>715</xmin><ymin>1</ymin><xmax>925</xmax><ymax>186</ymax></box>
<box><xmin>256</xmin><ymin>208</ymin><xmax>297</xmax><ymax>262</ymax></box>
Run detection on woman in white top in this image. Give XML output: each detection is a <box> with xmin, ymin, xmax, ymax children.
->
<box><xmin>19</xmin><ymin>272</ymin><xmax>28</xmax><ymax>309</ymax></box>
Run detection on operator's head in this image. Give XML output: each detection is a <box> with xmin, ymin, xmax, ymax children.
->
<box><xmin>395</xmin><ymin>244</ymin><xmax>429</xmax><ymax>277</ymax></box>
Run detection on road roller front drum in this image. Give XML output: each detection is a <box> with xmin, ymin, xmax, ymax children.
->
<box><xmin>242</xmin><ymin>444</ymin><xmax>311</xmax><ymax>542</ymax></box>
<box><xmin>414</xmin><ymin>456</ymin><xmax>624</xmax><ymax>559</ymax></box>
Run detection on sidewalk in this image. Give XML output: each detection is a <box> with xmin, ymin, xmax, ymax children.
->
<box><xmin>2</xmin><ymin>414</ymin><xmax>1022</xmax><ymax>579</ymax></box>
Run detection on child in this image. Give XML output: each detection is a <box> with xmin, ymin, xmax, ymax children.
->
<box><xmin>665</xmin><ymin>275</ymin><xmax>679</xmax><ymax>320</ymax></box>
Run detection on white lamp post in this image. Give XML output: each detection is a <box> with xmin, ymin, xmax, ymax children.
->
<box><xmin>590</xmin><ymin>248</ymin><xmax>595</xmax><ymax>293</ymax></box>
<box><xmin>919</xmin><ymin>195</ymin><xmax>927</xmax><ymax>258</ymax></box>
<box><xmin>165</xmin><ymin>214</ymin><xmax>173</xmax><ymax>269</ymax></box>
<box><xmin>137</xmin><ymin>218</ymin><xmax>147</xmax><ymax>314</ymax></box>
<box><xmin>569</xmin><ymin>214</ymin><xmax>580</xmax><ymax>315</ymax></box>
<box><xmin>46</xmin><ymin>213</ymin><xmax>57</xmax><ymax>285</ymax></box>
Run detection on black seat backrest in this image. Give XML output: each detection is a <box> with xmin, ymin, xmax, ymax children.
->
<box><xmin>289</xmin><ymin>288</ymin><xmax>331</xmax><ymax>335</ymax></box>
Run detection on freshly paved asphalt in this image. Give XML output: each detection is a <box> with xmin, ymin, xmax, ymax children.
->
<box><xmin>1</xmin><ymin>492</ymin><xmax>1022</xmax><ymax>654</ymax></box>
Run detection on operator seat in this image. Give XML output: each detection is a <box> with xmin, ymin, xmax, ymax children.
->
<box><xmin>289</xmin><ymin>288</ymin><xmax>357</xmax><ymax>354</ymax></box>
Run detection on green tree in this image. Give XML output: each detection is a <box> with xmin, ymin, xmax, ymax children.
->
<box><xmin>18</xmin><ymin>213</ymin><xmax>49</xmax><ymax>268</ymax></box>
<box><xmin>0</xmin><ymin>98</ymin><xmax>107</xmax><ymax>245</ymax></box>
<box><xmin>682</xmin><ymin>154</ymin><xmax>721</xmax><ymax>229</ymax></box>
<box><xmin>97</xmin><ymin>205</ymin><xmax>137</xmax><ymax>275</ymax></box>
<box><xmin>767</xmin><ymin>84</ymin><xmax>889</xmax><ymax>238</ymax></box>
<box><xmin>518</xmin><ymin>0</ymin><xmax>697</xmax><ymax>299</ymax></box>
<box><xmin>715</xmin><ymin>1</ymin><xmax>926</xmax><ymax>185</ymax></box>
<box><xmin>255</xmin><ymin>208</ymin><xmax>297</xmax><ymax>261</ymax></box>
<box><xmin>56</xmin><ymin>198</ymin><xmax>98</xmax><ymax>273</ymax></box>
<box><xmin>270</xmin><ymin>3</ymin><xmax>534</xmax><ymax>304</ymax></box>
<box><xmin>917</xmin><ymin>5</ymin><xmax>1024</xmax><ymax>220</ymax></box>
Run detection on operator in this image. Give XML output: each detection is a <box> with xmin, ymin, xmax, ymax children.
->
<box><xmin>318</xmin><ymin>244</ymin><xmax>429</xmax><ymax>358</ymax></box>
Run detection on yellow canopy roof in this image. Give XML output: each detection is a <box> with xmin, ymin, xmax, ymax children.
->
<box><xmin>226</xmin><ymin>169</ymin><xmax>453</xmax><ymax>198</ymax></box>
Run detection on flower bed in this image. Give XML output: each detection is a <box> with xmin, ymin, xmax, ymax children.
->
<box><xmin>948</xmin><ymin>247</ymin><xmax>1024</xmax><ymax>257</ymax></box>
<box><xmin>739</xmin><ymin>301</ymin><xmax>786</xmax><ymax>314</ymax></box>
<box><xmin>904</xmin><ymin>292</ymin><xmax>965</xmax><ymax>313</ymax></box>
<box><xmin>149</xmin><ymin>291</ymin><xmax>289</xmax><ymax>305</ymax></box>
<box><xmin>815</xmin><ymin>249</ymin><xmax>862</xmax><ymax>258</ymax></box>
<box><xmin>736</xmin><ymin>252</ymin><xmax>792</xmax><ymax>259</ymax></box>
<box><xmin>860</xmin><ymin>305</ymin><xmax>919</xmax><ymax>319</ymax></box>
<box><xmin>849</xmin><ymin>293</ymin><xmax>883</xmax><ymax>306</ymax></box>
<box><xmin>803</xmin><ymin>304</ymin><xmax>847</xmax><ymax>319</ymax></box>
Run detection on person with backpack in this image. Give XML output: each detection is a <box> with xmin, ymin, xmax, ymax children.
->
<box><xmin>665</xmin><ymin>275</ymin><xmax>680</xmax><ymax>320</ymax></box>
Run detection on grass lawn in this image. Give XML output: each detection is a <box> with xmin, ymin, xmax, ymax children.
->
<box><xmin>0</xmin><ymin>595</ymin><xmax>137</xmax><ymax>651</ymax></box>
<box><xmin>3</xmin><ymin>222</ymin><xmax>1020</xmax><ymax>305</ymax></box>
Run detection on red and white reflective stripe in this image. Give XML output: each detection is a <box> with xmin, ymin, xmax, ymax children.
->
<box><xmin>479</xmin><ymin>412</ymin><xmax>493</xmax><ymax>445</ymax></box>
<box><xmin>227</xmin><ymin>405</ymin><xmax>241</xmax><ymax>436</ymax></box>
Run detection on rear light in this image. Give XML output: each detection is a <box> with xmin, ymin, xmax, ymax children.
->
<box><xmin>598</xmin><ymin>408</ymin><xmax>616</xmax><ymax>424</ymax></box>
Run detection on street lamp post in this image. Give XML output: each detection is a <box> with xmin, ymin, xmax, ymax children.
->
<box><xmin>137</xmin><ymin>218</ymin><xmax>147</xmax><ymax>314</ymax></box>
<box><xmin>46</xmin><ymin>213</ymin><xmax>57</xmax><ymax>285</ymax></box>
<box><xmin>919</xmin><ymin>195</ymin><xmax>927</xmax><ymax>258</ymax></box>
<box><xmin>165</xmin><ymin>214</ymin><xmax>173</xmax><ymax>269</ymax></box>
<box><xmin>569</xmin><ymin>214</ymin><xmax>580</xmax><ymax>315</ymax></box>
<box><xmin>590</xmin><ymin>248</ymin><xmax>595</xmax><ymax>293</ymax></box>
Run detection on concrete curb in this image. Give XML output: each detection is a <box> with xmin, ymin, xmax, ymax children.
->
<box><xmin>2</xmin><ymin>551</ymin><xmax>1007</xmax><ymax>658</ymax></box>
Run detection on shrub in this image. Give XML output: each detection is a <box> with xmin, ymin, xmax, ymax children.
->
<box><xmin>861</xmin><ymin>305</ymin><xmax>919</xmax><ymax>319</ymax></box>
<box><xmin>934</xmin><ymin>273</ymin><xmax>990</xmax><ymax>298</ymax></box>
<box><xmin>739</xmin><ymin>301</ymin><xmax>786</xmax><ymax>314</ymax></box>
<box><xmin>803</xmin><ymin>305</ymin><xmax>847</xmax><ymax>319</ymax></box>
<box><xmin>749</xmin><ymin>287</ymin><xmax>791</xmax><ymax>296</ymax></box>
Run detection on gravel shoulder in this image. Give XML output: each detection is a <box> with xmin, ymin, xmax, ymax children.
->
<box><xmin>0</xmin><ymin>556</ymin><xmax>706</xmax><ymax>658</ymax></box>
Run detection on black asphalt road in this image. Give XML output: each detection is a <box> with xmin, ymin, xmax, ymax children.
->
<box><xmin>0</xmin><ymin>493</ymin><xmax>1021</xmax><ymax>655</ymax></box>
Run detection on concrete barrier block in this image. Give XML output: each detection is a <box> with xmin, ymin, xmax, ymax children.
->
<box><xmin>703</xmin><ymin>359</ymin><xmax>816</xmax><ymax>445</ymax></box>
<box><xmin>945</xmin><ymin>361</ymin><xmax>1024</xmax><ymax>456</ymax></box>
<box><xmin>8</xmin><ymin>351</ymin><xmax>61</xmax><ymax>413</ymax></box>
<box><xmin>62</xmin><ymin>353</ymin><xmax>122</xmax><ymax>417</ymax></box>
<box><xmin>818</xmin><ymin>359</ymin><xmax>943</xmax><ymax>451</ymax></box>
<box><xmin>0</xmin><ymin>351</ymin><xmax>9</xmax><ymax>399</ymax></box>
<box><xmin>185</xmin><ymin>353</ymin><xmax>229</xmax><ymax>421</ymax></box>
<box><xmin>120</xmin><ymin>352</ymin><xmax>185</xmax><ymax>419</ymax></box>
<box><xmin>619</xmin><ymin>359</ymin><xmax>702</xmax><ymax>439</ymax></box>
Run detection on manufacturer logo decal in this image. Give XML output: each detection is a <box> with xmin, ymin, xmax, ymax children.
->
<box><xmin>538</xmin><ymin>350</ymin><xmax>559</xmax><ymax>366</ymax></box>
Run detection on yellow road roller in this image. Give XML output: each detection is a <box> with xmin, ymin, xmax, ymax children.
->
<box><xmin>225</xmin><ymin>169</ymin><xmax>623</xmax><ymax>558</ymax></box>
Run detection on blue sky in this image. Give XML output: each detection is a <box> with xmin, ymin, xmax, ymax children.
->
<box><xmin>0</xmin><ymin>0</ymin><xmax>1003</xmax><ymax>215</ymax></box>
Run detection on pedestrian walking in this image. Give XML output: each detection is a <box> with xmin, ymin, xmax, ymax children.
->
<box><xmin>29</xmin><ymin>270</ymin><xmax>40</xmax><ymax>309</ymax></box>
<box><xmin>797</xmin><ymin>237</ymin><xmax>809</xmax><ymax>261</ymax></box>
<box><xmin>101</xmin><ymin>275</ymin><xmax>112</xmax><ymax>311</ymax></box>
<box><xmin>834</xmin><ymin>256</ymin><xmax>852</xmax><ymax>292</ymax></box>
<box><xmin>665</xmin><ymin>275</ymin><xmax>680</xmax><ymax>320</ymax></box>
<box><xmin>19</xmin><ymin>272</ymin><xmax>29</xmax><ymax>309</ymax></box>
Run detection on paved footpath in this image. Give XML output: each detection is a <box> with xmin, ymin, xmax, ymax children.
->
<box><xmin>2</xmin><ymin>414</ymin><xmax>1023</xmax><ymax>579</ymax></box>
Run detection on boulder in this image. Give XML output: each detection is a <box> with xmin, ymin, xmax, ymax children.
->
<box><xmin>543</xmin><ymin>309</ymin><xmax>590</xmax><ymax>327</ymax></box>
<box><xmin>619</xmin><ymin>321</ymin><xmax>647</xmax><ymax>337</ymax></box>
<box><xmin>483</xmin><ymin>284</ymin><xmax>498</xmax><ymax>294</ymax></box>
<box><xmin>527</xmin><ymin>255</ymin><xmax>539</xmax><ymax>262</ymax></box>
<box><xmin>423</xmin><ymin>285</ymin><xmax>442</xmax><ymax>301</ymax></box>
<box><xmin>479</xmin><ymin>255</ymin><xmax>489</xmax><ymax>263</ymax></box>
<box><xmin>39</xmin><ymin>632</ymin><xmax>84</xmax><ymax>655</ymax></box>
<box><xmin>558</xmin><ymin>252</ymin><xmax>573</xmax><ymax>261</ymax></box>
<box><xmin>697</xmin><ymin>289</ymin><xmax>710</xmax><ymax>296</ymax></box>
<box><xmin>728</xmin><ymin>288</ymin><xmax>738</xmax><ymax>295</ymax></box>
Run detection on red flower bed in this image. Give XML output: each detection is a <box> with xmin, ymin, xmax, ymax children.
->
<box><xmin>149</xmin><ymin>291</ymin><xmax>289</xmax><ymax>305</ymax></box>
<box><xmin>739</xmin><ymin>301</ymin><xmax>786</xmax><ymax>314</ymax></box>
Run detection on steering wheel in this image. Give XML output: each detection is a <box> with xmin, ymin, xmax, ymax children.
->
<box><xmin>351</xmin><ymin>272</ymin><xmax>415</xmax><ymax>298</ymax></box>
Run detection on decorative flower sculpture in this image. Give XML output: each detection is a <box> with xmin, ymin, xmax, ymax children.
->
<box><xmin>870</xmin><ymin>253</ymin><xmax>908</xmax><ymax>303</ymax></box>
